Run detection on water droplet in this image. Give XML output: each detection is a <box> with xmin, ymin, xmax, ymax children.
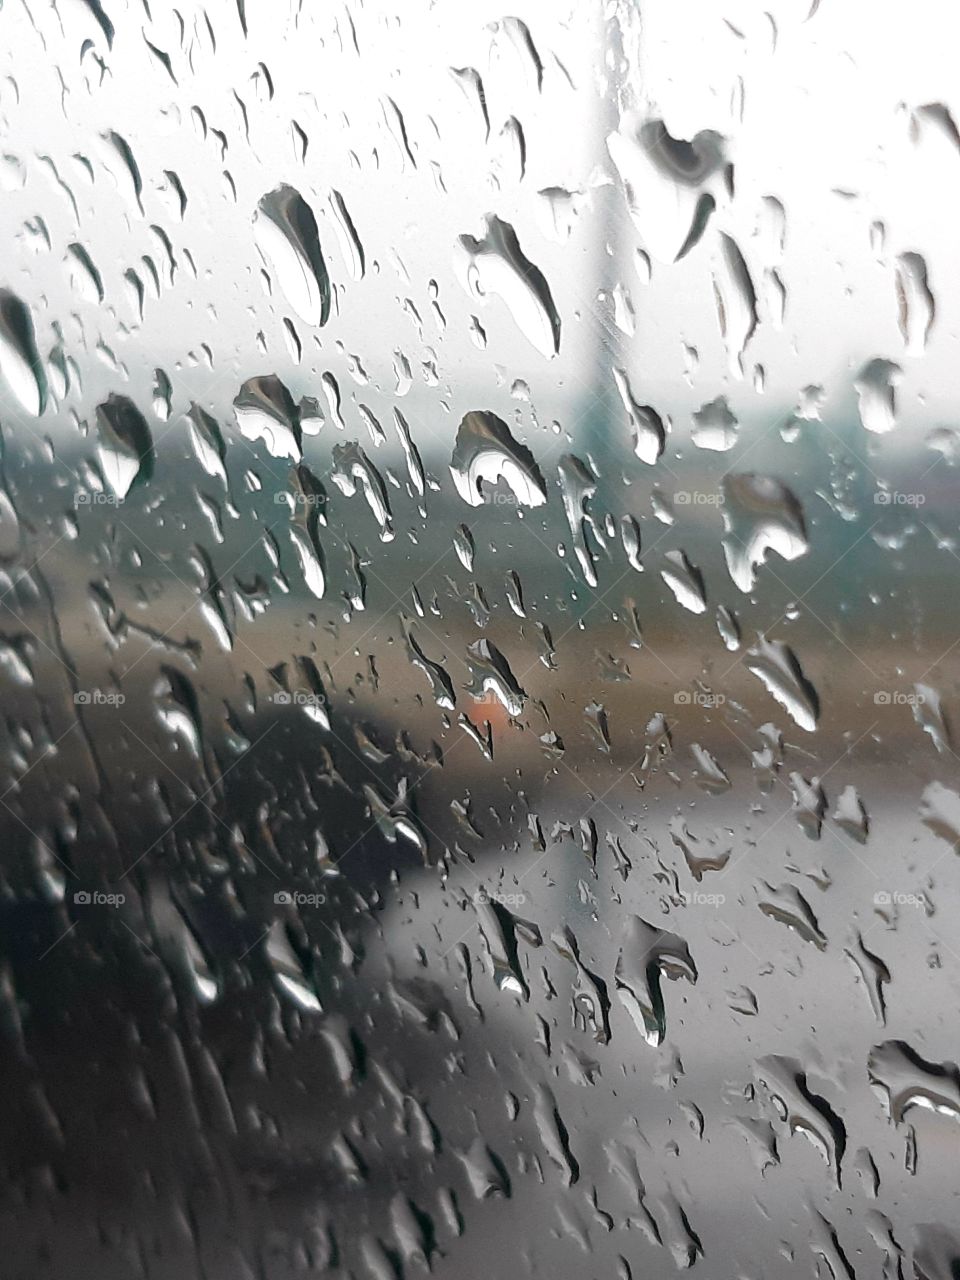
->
<box><xmin>856</xmin><ymin>358</ymin><xmax>902</xmax><ymax>434</ymax></box>
<box><xmin>895</xmin><ymin>252</ymin><xmax>934</xmax><ymax>354</ymax></box>
<box><xmin>692</xmin><ymin>395</ymin><xmax>738</xmax><ymax>452</ymax></box>
<box><xmin>613</xmin><ymin>367</ymin><xmax>666</xmax><ymax>463</ymax></box>
<box><xmin>721</xmin><ymin>473</ymin><xmax>808</xmax><ymax>592</ymax></box>
<box><xmin>450</xmin><ymin>410</ymin><xmax>546</xmax><ymax>507</ymax></box>
<box><xmin>713</xmin><ymin>234</ymin><xmax>757</xmax><ymax>376</ymax></box>
<box><xmin>661</xmin><ymin>549</ymin><xmax>707</xmax><ymax>614</ymax></box>
<box><xmin>0</xmin><ymin>290</ymin><xmax>47</xmax><ymax>415</ymax></box>
<box><xmin>233</xmin><ymin>374</ymin><xmax>301</xmax><ymax>460</ymax></box>
<box><xmin>96</xmin><ymin>394</ymin><xmax>154</xmax><ymax>497</ymax></box>
<box><xmin>457</xmin><ymin>215</ymin><xmax>560</xmax><ymax>356</ymax></box>
<box><xmin>616</xmin><ymin>916</ymin><xmax>697</xmax><ymax>1046</ymax></box>
<box><xmin>746</xmin><ymin>636</ymin><xmax>819</xmax><ymax>731</ymax></box>
<box><xmin>607</xmin><ymin>116</ymin><xmax>727</xmax><ymax>262</ymax></box>
<box><xmin>254</xmin><ymin>185</ymin><xmax>331</xmax><ymax>325</ymax></box>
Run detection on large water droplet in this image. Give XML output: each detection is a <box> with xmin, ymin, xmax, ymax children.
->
<box><xmin>721</xmin><ymin>473</ymin><xmax>808</xmax><ymax>592</ymax></box>
<box><xmin>0</xmin><ymin>290</ymin><xmax>47</xmax><ymax>416</ymax></box>
<box><xmin>456</xmin><ymin>215</ymin><xmax>560</xmax><ymax>356</ymax></box>
<box><xmin>450</xmin><ymin>410</ymin><xmax>547</xmax><ymax>507</ymax></box>
<box><xmin>255</xmin><ymin>184</ymin><xmax>331</xmax><ymax>325</ymax></box>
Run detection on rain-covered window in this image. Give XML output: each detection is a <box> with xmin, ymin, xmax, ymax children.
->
<box><xmin>2</xmin><ymin>1</ymin><xmax>959</xmax><ymax>1277</ymax></box>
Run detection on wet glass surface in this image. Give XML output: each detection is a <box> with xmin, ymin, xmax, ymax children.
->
<box><xmin>2</xmin><ymin>2</ymin><xmax>960</xmax><ymax>1276</ymax></box>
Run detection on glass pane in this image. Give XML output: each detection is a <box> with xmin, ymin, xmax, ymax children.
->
<box><xmin>1</xmin><ymin>1</ymin><xmax>958</xmax><ymax>1276</ymax></box>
